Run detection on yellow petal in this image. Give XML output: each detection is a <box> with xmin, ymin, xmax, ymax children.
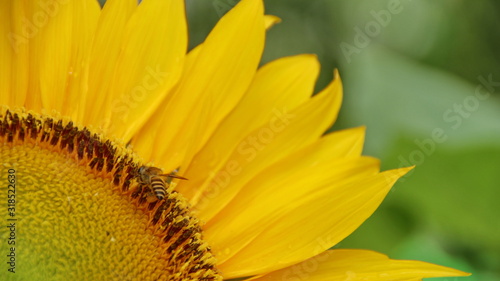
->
<box><xmin>184</xmin><ymin>0</ymin><xmax>265</xmax><ymax>155</ymax></box>
<box><xmin>178</xmin><ymin>54</ymin><xmax>320</xmax><ymax>201</ymax></box>
<box><xmin>203</xmin><ymin>127</ymin><xmax>369</xmax><ymax>256</ymax></box>
<box><xmin>248</xmin><ymin>249</ymin><xmax>470</xmax><ymax>281</ymax></box>
<box><xmin>0</xmin><ymin>2</ymin><xmax>69</xmax><ymax>107</ymax></box>
<box><xmin>79</xmin><ymin>0</ymin><xmax>136</xmax><ymax>125</ymax></box>
<box><xmin>191</xmin><ymin>72</ymin><xmax>343</xmax><ymax>221</ymax></box>
<box><xmin>128</xmin><ymin>42</ymin><xmax>199</xmax><ymax>163</ymax></box>
<box><xmin>321</xmin><ymin>126</ymin><xmax>366</xmax><ymax>157</ymax></box>
<box><xmin>217</xmin><ymin>167</ymin><xmax>413</xmax><ymax>277</ymax></box>
<box><xmin>0</xmin><ymin>1</ymin><xmax>13</xmax><ymax>105</ymax></box>
<box><xmin>131</xmin><ymin>0</ymin><xmax>265</xmax><ymax>172</ymax></box>
<box><xmin>13</xmin><ymin>1</ymin><xmax>98</xmax><ymax>114</ymax></box>
<box><xmin>38</xmin><ymin>0</ymin><xmax>75</xmax><ymax>113</ymax></box>
<box><xmin>206</xmin><ymin>145</ymin><xmax>377</xmax><ymax>265</ymax></box>
<box><xmin>63</xmin><ymin>0</ymin><xmax>100</xmax><ymax>120</ymax></box>
<box><xmin>264</xmin><ymin>14</ymin><xmax>281</xmax><ymax>29</ymax></box>
<box><xmin>103</xmin><ymin>0</ymin><xmax>187</xmax><ymax>140</ymax></box>
<box><xmin>10</xmin><ymin>1</ymin><xmax>33</xmax><ymax>109</ymax></box>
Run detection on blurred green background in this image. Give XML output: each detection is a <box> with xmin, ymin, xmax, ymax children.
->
<box><xmin>185</xmin><ymin>0</ymin><xmax>500</xmax><ymax>280</ymax></box>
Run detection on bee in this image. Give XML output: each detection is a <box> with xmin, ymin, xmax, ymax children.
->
<box><xmin>137</xmin><ymin>166</ymin><xmax>187</xmax><ymax>200</ymax></box>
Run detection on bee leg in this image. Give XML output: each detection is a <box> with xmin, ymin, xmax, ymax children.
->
<box><xmin>138</xmin><ymin>194</ymin><xmax>148</xmax><ymax>205</ymax></box>
<box><xmin>131</xmin><ymin>184</ymin><xmax>144</xmax><ymax>199</ymax></box>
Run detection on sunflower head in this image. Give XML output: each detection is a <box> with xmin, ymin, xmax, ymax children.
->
<box><xmin>0</xmin><ymin>107</ymin><xmax>221</xmax><ymax>280</ymax></box>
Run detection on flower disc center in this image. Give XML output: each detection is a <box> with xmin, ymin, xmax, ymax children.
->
<box><xmin>0</xmin><ymin>107</ymin><xmax>220</xmax><ymax>281</ymax></box>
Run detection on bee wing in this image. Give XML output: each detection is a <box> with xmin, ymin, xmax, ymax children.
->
<box><xmin>159</xmin><ymin>174</ymin><xmax>188</xmax><ymax>180</ymax></box>
<box><xmin>146</xmin><ymin>166</ymin><xmax>163</xmax><ymax>174</ymax></box>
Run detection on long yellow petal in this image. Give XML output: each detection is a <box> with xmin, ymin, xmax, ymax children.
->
<box><xmin>217</xmin><ymin>167</ymin><xmax>412</xmax><ymax>277</ymax></box>
<box><xmin>63</xmin><ymin>0</ymin><xmax>100</xmax><ymax>120</ymax></box>
<box><xmin>177</xmin><ymin>54</ymin><xmax>320</xmax><ymax>201</ymax></box>
<box><xmin>131</xmin><ymin>0</ymin><xmax>265</xmax><ymax>172</ymax></box>
<box><xmin>206</xmin><ymin>148</ymin><xmax>377</xmax><ymax>265</ymax></box>
<box><xmin>23</xmin><ymin>0</ymin><xmax>99</xmax><ymax>118</ymax></box>
<box><xmin>10</xmin><ymin>1</ymin><xmax>31</xmax><ymax>108</ymax></box>
<box><xmin>191</xmin><ymin>72</ymin><xmax>343</xmax><ymax>221</ymax></box>
<box><xmin>15</xmin><ymin>0</ymin><xmax>98</xmax><ymax>114</ymax></box>
<box><xmin>248</xmin><ymin>249</ymin><xmax>470</xmax><ymax>281</ymax></box>
<box><xmin>38</xmin><ymin>0</ymin><xmax>75</xmax><ymax>113</ymax></box>
<box><xmin>81</xmin><ymin>0</ymin><xmax>137</xmax><ymax>126</ymax></box>
<box><xmin>128</xmin><ymin>43</ymin><xmax>199</xmax><ymax>164</ymax></box>
<box><xmin>104</xmin><ymin>0</ymin><xmax>187</xmax><ymax>140</ymax></box>
<box><xmin>0</xmin><ymin>1</ymin><xmax>13</xmax><ymax>105</ymax></box>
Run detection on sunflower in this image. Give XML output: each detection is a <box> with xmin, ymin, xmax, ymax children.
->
<box><xmin>0</xmin><ymin>0</ymin><xmax>469</xmax><ymax>280</ymax></box>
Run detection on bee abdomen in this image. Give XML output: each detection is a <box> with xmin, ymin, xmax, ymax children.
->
<box><xmin>151</xmin><ymin>176</ymin><xmax>167</xmax><ymax>200</ymax></box>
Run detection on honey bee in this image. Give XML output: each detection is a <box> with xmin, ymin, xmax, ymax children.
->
<box><xmin>138</xmin><ymin>166</ymin><xmax>187</xmax><ymax>200</ymax></box>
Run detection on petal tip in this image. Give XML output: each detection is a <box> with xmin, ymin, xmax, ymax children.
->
<box><xmin>333</xmin><ymin>68</ymin><xmax>341</xmax><ymax>80</ymax></box>
<box><xmin>264</xmin><ymin>14</ymin><xmax>282</xmax><ymax>29</ymax></box>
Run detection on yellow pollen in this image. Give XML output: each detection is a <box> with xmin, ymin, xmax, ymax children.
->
<box><xmin>0</xmin><ymin>107</ymin><xmax>221</xmax><ymax>281</ymax></box>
